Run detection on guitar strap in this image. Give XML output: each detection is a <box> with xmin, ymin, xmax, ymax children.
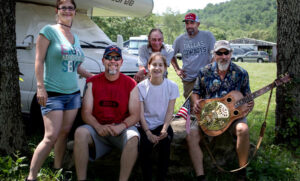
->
<box><xmin>200</xmin><ymin>83</ymin><xmax>275</xmax><ymax>172</ymax></box>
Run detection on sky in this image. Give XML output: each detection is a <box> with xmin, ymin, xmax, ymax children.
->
<box><xmin>152</xmin><ymin>0</ymin><xmax>230</xmax><ymax>15</ymax></box>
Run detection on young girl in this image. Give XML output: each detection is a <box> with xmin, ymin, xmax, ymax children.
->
<box><xmin>137</xmin><ymin>52</ymin><xmax>180</xmax><ymax>181</ymax></box>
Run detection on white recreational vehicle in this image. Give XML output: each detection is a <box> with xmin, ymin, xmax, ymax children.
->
<box><xmin>16</xmin><ymin>0</ymin><xmax>153</xmax><ymax>124</ymax></box>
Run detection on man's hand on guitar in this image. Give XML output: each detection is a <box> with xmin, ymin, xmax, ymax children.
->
<box><xmin>193</xmin><ymin>99</ymin><xmax>204</xmax><ymax>114</ymax></box>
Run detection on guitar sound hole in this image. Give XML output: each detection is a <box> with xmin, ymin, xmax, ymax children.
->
<box><xmin>227</xmin><ymin>98</ymin><xmax>232</xmax><ymax>102</ymax></box>
<box><xmin>234</xmin><ymin>110</ymin><xmax>239</xmax><ymax>115</ymax></box>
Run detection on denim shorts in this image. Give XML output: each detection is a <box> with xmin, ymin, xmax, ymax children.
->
<box><xmin>40</xmin><ymin>92</ymin><xmax>81</xmax><ymax>115</ymax></box>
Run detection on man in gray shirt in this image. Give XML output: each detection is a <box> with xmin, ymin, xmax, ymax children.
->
<box><xmin>171</xmin><ymin>13</ymin><xmax>216</xmax><ymax>98</ymax></box>
<box><xmin>134</xmin><ymin>28</ymin><xmax>174</xmax><ymax>82</ymax></box>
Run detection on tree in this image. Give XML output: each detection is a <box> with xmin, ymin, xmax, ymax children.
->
<box><xmin>248</xmin><ymin>29</ymin><xmax>271</xmax><ymax>41</ymax></box>
<box><xmin>92</xmin><ymin>15</ymin><xmax>155</xmax><ymax>41</ymax></box>
<box><xmin>202</xmin><ymin>26</ymin><xmax>227</xmax><ymax>40</ymax></box>
<box><xmin>276</xmin><ymin>0</ymin><xmax>300</xmax><ymax>149</ymax></box>
<box><xmin>161</xmin><ymin>8</ymin><xmax>183</xmax><ymax>44</ymax></box>
<box><xmin>0</xmin><ymin>0</ymin><xmax>25</xmax><ymax>154</ymax></box>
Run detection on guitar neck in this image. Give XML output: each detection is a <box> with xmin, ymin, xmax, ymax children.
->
<box><xmin>235</xmin><ymin>82</ymin><xmax>275</xmax><ymax>108</ymax></box>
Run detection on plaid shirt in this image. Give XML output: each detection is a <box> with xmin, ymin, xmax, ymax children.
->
<box><xmin>193</xmin><ymin>62</ymin><xmax>251</xmax><ymax>99</ymax></box>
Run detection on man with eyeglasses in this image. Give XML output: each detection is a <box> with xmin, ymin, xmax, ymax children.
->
<box><xmin>171</xmin><ymin>13</ymin><xmax>216</xmax><ymax>99</ymax></box>
<box><xmin>73</xmin><ymin>45</ymin><xmax>140</xmax><ymax>181</ymax></box>
<box><xmin>187</xmin><ymin>40</ymin><xmax>253</xmax><ymax>181</ymax></box>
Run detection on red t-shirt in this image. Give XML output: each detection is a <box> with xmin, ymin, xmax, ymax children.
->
<box><xmin>86</xmin><ymin>73</ymin><xmax>137</xmax><ymax>124</ymax></box>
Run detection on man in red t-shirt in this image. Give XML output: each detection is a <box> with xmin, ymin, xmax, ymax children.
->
<box><xmin>74</xmin><ymin>45</ymin><xmax>140</xmax><ymax>181</ymax></box>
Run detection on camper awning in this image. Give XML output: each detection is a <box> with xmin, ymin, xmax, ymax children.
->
<box><xmin>17</xmin><ymin>0</ymin><xmax>153</xmax><ymax>17</ymax></box>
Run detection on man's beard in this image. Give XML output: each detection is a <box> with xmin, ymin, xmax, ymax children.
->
<box><xmin>217</xmin><ymin>59</ymin><xmax>230</xmax><ymax>71</ymax></box>
<box><xmin>108</xmin><ymin>65</ymin><xmax>118</xmax><ymax>75</ymax></box>
<box><xmin>187</xmin><ymin>28</ymin><xmax>195</xmax><ymax>36</ymax></box>
<box><xmin>108</xmin><ymin>69</ymin><xmax>117</xmax><ymax>75</ymax></box>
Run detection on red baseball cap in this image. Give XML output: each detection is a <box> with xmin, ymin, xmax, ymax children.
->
<box><xmin>183</xmin><ymin>13</ymin><xmax>200</xmax><ymax>23</ymax></box>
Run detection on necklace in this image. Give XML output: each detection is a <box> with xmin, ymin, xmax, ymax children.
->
<box><xmin>58</xmin><ymin>23</ymin><xmax>72</xmax><ymax>28</ymax></box>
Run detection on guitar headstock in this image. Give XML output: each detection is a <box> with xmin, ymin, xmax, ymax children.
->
<box><xmin>274</xmin><ymin>73</ymin><xmax>292</xmax><ymax>87</ymax></box>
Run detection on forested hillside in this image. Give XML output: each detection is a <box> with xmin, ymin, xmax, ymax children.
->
<box><xmin>194</xmin><ymin>0</ymin><xmax>277</xmax><ymax>41</ymax></box>
<box><xmin>92</xmin><ymin>0</ymin><xmax>277</xmax><ymax>44</ymax></box>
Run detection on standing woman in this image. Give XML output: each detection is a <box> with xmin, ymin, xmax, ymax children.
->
<box><xmin>26</xmin><ymin>0</ymin><xmax>93</xmax><ymax>180</ymax></box>
<box><xmin>134</xmin><ymin>28</ymin><xmax>174</xmax><ymax>82</ymax></box>
<box><xmin>137</xmin><ymin>52</ymin><xmax>180</xmax><ymax>181</ymax></box>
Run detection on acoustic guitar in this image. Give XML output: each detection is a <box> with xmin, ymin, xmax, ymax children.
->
<box><xmin>196</xmin><ymin>74</ymin><xmax>291</xmax><ymax>137</ymax></box>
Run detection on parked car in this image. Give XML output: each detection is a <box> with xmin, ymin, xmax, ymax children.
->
<box><xmin>236</xmin><ymin>51</ymin><xmax>269</xmax><ymax>63</ymax></box>
<box><xmin>123</xmin><ymin>35</ymin><xmax>148</xmax><ymax>55</ymax></box>
<box><xmin>231</xmin><ymin>47</ymin><xmax>245</xmax><ymax>61</ymax></box>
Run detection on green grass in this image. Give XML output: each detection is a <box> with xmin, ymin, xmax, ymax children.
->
<box><xmin>239</xmin><ymin>63</ymin><xmax>277</xmax><ymax>144</ymax></box>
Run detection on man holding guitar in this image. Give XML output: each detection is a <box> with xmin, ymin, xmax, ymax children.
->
<box><xmin>187</xmin><ymin>40</ymin><xmax>254</xmax><ymax>181</ymax></box>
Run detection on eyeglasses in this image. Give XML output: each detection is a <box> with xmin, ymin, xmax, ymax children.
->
<box><xmin>58</xmin><ymin>6</ymin><xmax>75</xmax><ymax>11</ymax></box>
<box><xmin>104</xmin><ymin>55</ymin><xmax>122</xmax><ymax>61</ymax></box>
<box><xmin>150</xmin><ymin>38</ymin><xmax>163</xmax><ymax>42</ymax></box>
<box><xmin>215</xmin><ymin>51</ymin><xmax>230</xmax><ymax>56</ymax></box>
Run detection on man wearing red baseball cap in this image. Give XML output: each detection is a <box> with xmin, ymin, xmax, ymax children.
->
<box><xmin>171</xmin><ymin>12</ymin><xmax>215</xmax><ymax>99</ymax></box>
<box><xmin>171</xmin><ymin>12</ymin><xmax>216</xmax><ymax>181</ymax></box>
<box><xmin>183</xmin><ymin>12</ymin><xmax>200</xmax><ymax>23</ymax></box>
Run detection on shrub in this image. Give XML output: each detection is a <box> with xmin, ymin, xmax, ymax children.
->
<box><xmin>248</xmin><ymin>144</ymin><xmax>299</xmax><ymax>180</ymax></box>
<box><xmin>0</xmin><ymin>151</ymin><xmax>28</xmax><ymax>181</ymax></box>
